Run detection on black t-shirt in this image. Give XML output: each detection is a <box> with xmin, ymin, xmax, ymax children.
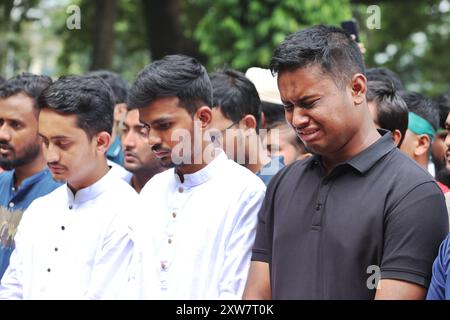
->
<box><xmin>252</xmin><ymin>131</ymin><xmax>449</xmax><ymax>299</ymax></box>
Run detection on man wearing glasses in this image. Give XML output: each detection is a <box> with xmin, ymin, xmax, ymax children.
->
<box><xmin>209</xmin><ymin>69</ymin><xmax>284</xmax><ymax>185</ymax></box>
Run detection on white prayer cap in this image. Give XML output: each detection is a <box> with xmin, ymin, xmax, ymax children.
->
<box><xmin>245</xmin><ymin>67</ymin><xmax>282</xmax><ymax>106</ymax></box>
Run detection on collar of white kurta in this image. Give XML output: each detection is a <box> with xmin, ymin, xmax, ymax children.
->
<box><xmin>65</xmin><ymin>168</ymin><xmax>115</xmax><ymax>206</ymax></box>
<box><xmin>173</xmin><ymin>149</ymin><xmax>227</xmax><ymax>188</ymax></box>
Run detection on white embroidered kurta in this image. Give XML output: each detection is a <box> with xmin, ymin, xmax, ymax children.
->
<box><xmin>0</xmin><ymin>169</ymin><xmax>138</xmax><ymax>300</ymax></box>
<box><xmin>134</xmin><ymin>150</ymin><xmax>266</xmax><ymax>299</ymax></box>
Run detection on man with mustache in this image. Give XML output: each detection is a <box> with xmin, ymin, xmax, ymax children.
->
<box><xmin>127</xmin><ymin>54</ymin><xmax>266</xmax><ymax>299</ymax></box>
<box><xmin>432</xmin><ymin>94</ymin><xmax>450</xmax><ymax>188</ymax></box>
<box><xmin>0</xmin><ymin>75</ymin><xmax>137</xmax><ymax>299</ymax></box>
<box><xmin>0</xmin><ymin>73</ymin><xmax>61</xmax><ymax>279</ymax></box>
<box><xmin>427</xmin><ymin>109</ymin><xmax>450</xmax><ymax>300</ymax></box>
<box><xmin>243</xmin><ymin>25</ymin><xmax>448</xmax><ymax>300</ymax></box>
<box><xmin>121</xmin><ymin>109</ymin><xmax>165</xmax><ymax>192</ymax></box>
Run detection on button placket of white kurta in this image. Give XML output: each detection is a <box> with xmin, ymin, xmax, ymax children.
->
<box><xmin>158</xmin><ymin>182</ymin><xmax>191</xmax><ymax>290</ymax></box>
<box><xmin>50</xmin><ymin>201</ymin><xmax>74</xmax><ymax>278</ymax></box>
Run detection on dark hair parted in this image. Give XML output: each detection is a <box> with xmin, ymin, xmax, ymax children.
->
<box><xmin>261</xmin><ymin>101</ymin><xmax>285</xmax><ymax>128</ymax></box>
<box><xmin>366</xmin><ymin>81</ymin><xmax>408</xmax><ymax>146</ymax></box>
<box><xmin>269</xmin><ymin>25</ymin><xmax>365</xmax><ymax>88</ymax></box>
<box><xmin>37</xmin><ymin>75</ymin><xmax>114</xmax><ymax>138</ymax></box>
<box><xmin>366</xmin><ymin>67</ymin><xmax>404</xmax><ymax>91</ymax></box>
<box><xmin>128</xmin><ymin>54</ymin><xmax>212</xmax><ymax>114</ymax></box>
<box><xmin>210</xmin><ymin>69</ymin><xmax>262</xmax><ymax>133</ymax></box>
<box><xmin>0</xmin><ymin>72</ymin><xmax>52</xmax><ymax>109</ymax></box>
<box><xmin>86</xmin><ymin>70</ymin><xmax>129</xmax><ymax>105</ymax></box>
<box><xmin>400</xmin><ymin>91</ymin><xmax>439</xmax><ymax>131</ymax></box>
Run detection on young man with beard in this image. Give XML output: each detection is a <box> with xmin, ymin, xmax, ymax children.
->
<box><xmin>0</xmin><ymin>73</ymin><xmax>61</xmax><ymax>279</ymax></box>
<box><xmin>433</xmin><ymin>94</ymin><xmax>450</xmax><ymax>188</ymax></box>
<box><xmin>121</xmin><ymin>109</ymin><xmax>165</xmax><ymax>192</ymax></box>
<box><xmin>0</xmin><ymin>75</ymin><xmax>137</xmax><ymax>299</ymax></box>
<box><xmin>427</xmin><ymin>110</ymin><xmax>450</xmax><ymax>300</ymax></box>
<box><xmin>127</xmin><ymin>54</ymin><xmax>266</xmax><ymax>299</ymax></box>
<box><xmin>440</xmin><ymin>112</ymin><xmax>450</xmax><ymax>221</ymax></box>
<box><xmin>243</xmin><ymin>25</ymin><xmax>448</xmax><ymax>300</ymax></box>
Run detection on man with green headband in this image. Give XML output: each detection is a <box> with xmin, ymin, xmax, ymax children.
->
<box><xmin>400</xmin><ymin>92</ymin><xmax>441</xmax><ymax>178</ymax></box>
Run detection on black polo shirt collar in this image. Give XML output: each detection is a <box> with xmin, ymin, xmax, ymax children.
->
<box><xmin>308</xmin><ymin>129</ymin><xmax>395</xmax><ymax>174</ymax></box>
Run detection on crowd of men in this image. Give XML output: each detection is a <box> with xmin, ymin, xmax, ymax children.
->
<box><xmin>0</xmin><ymin>24</ymin><xmax>449</xmax><ymax>300</ymax></box>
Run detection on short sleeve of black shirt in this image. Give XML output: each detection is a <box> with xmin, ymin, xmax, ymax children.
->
<box><xmin>252</xmin><ymin>163</ymin><xmax>293</xmax><ymax>264</ymax></box>
<box><xmin>381</xmin><ymin>181</ymin><xmax>449</xmax><ymax>287</ymax></box>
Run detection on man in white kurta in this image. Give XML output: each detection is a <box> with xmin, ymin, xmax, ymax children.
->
<box><xmin>0</xmin><ymin>75</ymin><xmax>141</xmax><ymax>299</ymax></box>
<box><xmin>0</xmin><ymin>169</ymin><xmax>137</xmax><ymax>299</ymax></box>
<box><xmin>127</xmin><ymin>55</ymin><xmax>266</xmax><ymax>299</ymax></box>
<box><xmin>136</xmin><ymin>149</ymin><xmax>265</xmax><ymax>299</ymax></box>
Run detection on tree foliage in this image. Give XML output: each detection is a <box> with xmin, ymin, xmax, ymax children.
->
<box><xmin>183</xmin><ymin>0</ymin><xmax>351</xmax><ymax>70</ymax></box>
<box><xmin>353</xmin><ymin>0</ymin><xmax>449</xmax><ymax>96</ymax></box>
<box><xmin>0</xmin><ymin>0</ymin><xmax>40</xmax><ymax>76</ymax></box>
<box><xmin>0</xmin><ymin>0</ymin><xmax>448</xmax><ymax>96</ymax></box>
<box><xmin>57</xmin><ymin>0</ymin><xmax>148</xmax><ymax>81</ymax></box>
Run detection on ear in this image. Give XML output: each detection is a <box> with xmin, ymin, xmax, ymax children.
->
<box><xmin>195</xmin><ymin>106</ymin><xmax>212</xmax><ymax>129</ymax></box>
<box><xmin>114</xmin><ymin>103</ymin><xmax>128</xmax><ymax>122</ymax></box>
<box><xmin>414</xmin><ymin>134</ymin><xmax>431</xmax><ymax>157</ymax></box>
<box><xmin>241</xmin><ymin>114</ymin><xmax>257</xmax><ymax>130</ymax></box>
<box><xmin>391</xmin><ymin>129</ymin><xmax>402</xmax><ymax>147</ymax></box>
<box><xmin>95</xmin><ymin>131</ymin><xmax>111</xmax><ymax>154</ymax></box>
<box><xmin>260</xmin><ymin>111</ymin><xmax>267</xmax><ymax>129</ymax></box>
<box><xmin>350</xmin><ymin>73</ymin><xmax>367</xmax><ymax>106</ymax></box>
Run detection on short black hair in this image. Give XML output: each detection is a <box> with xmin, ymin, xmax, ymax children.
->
<box><xmin>0</xmin><ymin>72</ymin><xmax>52</xmax><ymax>109</ymax></box>
<box><xmin>86</xmin><ymin>70</ymin><xmax>129</xmax><ymax>105</ymax></box>
<box><xmin>433</xmin><ymin>94</ymin><xmax>450</xmax><ymax>129</ymax></box>
<box><xmin>128</xmin><ymin>54</ymin><xmax>212</xmax><ymax>114</ymax></box>
<box><xmin>210</xmin><ymin>69</ymin><xmax>262</xmax><ymax>133</ymax></box>
<box><xmin>269</xmin><ymin>25</ymin><xmax>365</xmax><ymax>88</ymax></box>
<box><xmin>366</xmin><ymin>81</ymin><xmax>408</xmax><ymax>146</ymax></box>
<box><xmin>38</xmin><ymin>75</ymin><xmax>114</xmax><ymax>138</ymax></box>
<box><xmin>261</xmin><ymin>101</ymin><xmax>285</xmax><ymax>128</ymax></box>
<box><xmin>400</xmin><ymin>91</ymin><xmax>439</xmax><ymax>131</ymax></box>
<box><xmin>366</xmin><ymin>67</ymin><xmax>404</xmax><ymax>91</ymax></box>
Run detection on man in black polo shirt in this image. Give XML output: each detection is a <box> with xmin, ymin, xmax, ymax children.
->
<box><xmin>243</xmin><ymin>25</ymin><xmax>449</xmax><ymax>300</ymax></box>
